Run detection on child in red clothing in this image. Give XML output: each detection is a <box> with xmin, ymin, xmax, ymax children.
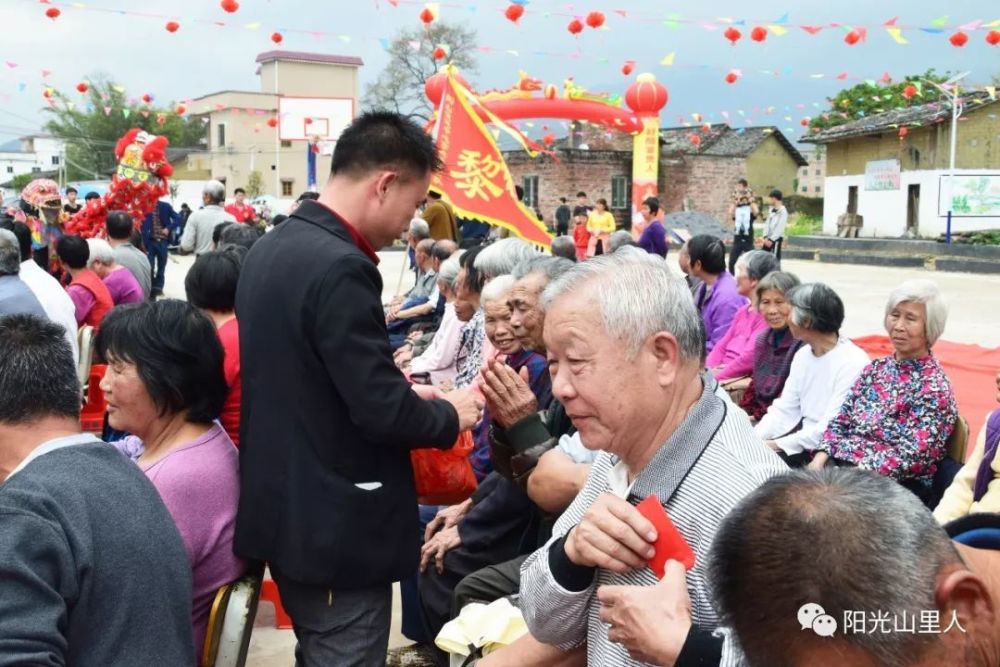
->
<box><xmin>572</xmin><ymin>213</ymin><xmax>590</xmax><ymax>261</ymax></box>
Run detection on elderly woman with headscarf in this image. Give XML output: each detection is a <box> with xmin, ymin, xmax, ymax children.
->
<box><xmin>738</xmin><ymin>271</ymin><xmax>804</xmax><ymax>421</ymax></box>
<box><xmin>811</xmin><ymin>280</ymin><xmax>957</xmax><ymax>496</ymax></box>
<box><xmin>755</xmin><ymin>283</ymin><xmax>870</xmax><ymax>467</ymax></box>
<box><xmin>706</xmin><ymin>250</ymin><xmax>780</xmax><ymax>383</ymax></box>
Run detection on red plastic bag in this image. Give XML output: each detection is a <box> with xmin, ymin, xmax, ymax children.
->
<box><xmin>411</xmin><ymin>431</ymin><xmax>477</xmax><ymax>505</ymax></box>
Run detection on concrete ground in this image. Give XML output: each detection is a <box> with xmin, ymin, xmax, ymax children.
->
<box><xmin>160</xmin><ymin>246</ymin><xmax>1000</xmax><ymax>667</ymax></box>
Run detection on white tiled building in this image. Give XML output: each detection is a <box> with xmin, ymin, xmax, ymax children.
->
<box><xmin>796</xmin><ymin>148</ymin><xmax>826</xmax><ymax>198</ymax></box>
<box><xmin>0</xmin><ymin>135</ymin><xmax>65</xmax><ymax>184</ymax></box>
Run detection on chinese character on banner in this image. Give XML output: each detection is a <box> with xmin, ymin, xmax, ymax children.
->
<box><xmin>918</xmin><ymin>610</ymin><xmax>941</xmax><ymax>634</ymax></box>
<box><xmin>943</xmin><ymin>610</ymin><xmax>967</xmax><ymax>633</ymax></box>
<box><xmin>843</xmin><ymin>610</ymin><xmax>867</xmax><ymax>635</ymax></box>
<box><xmin>451</xmin><ymin>150</ymin><xmax>505</xmax><ymax>201</ymax></box>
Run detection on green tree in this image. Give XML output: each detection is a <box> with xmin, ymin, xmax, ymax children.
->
<box><xmin>246</xmin><ymin>170</ymin><xmax>264</xmax><ymax>198</ymax></box>
<box><xmin>43</xmin><ymin>76</ymin><xmax>207</xmax><ymax>180</ymax></box>
<box><xmin>8</xmin><ymin>173</ymin><xmax>34</xmax><ymax>191</ymax></box>
<box><xmin>362</xmin><ymin>22</ymin><xmax>478</xmax><ymax>122</ymax></box>
<box><xmin>809</xmin><ymin>69</ymin><xmax>951</xmax><ymax>131</ymax></box>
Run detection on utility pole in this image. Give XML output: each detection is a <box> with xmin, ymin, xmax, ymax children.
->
<box><xmin>923</xmin><ymin>72</ymin><xmax>969</xmax><ymax>244</ymax></box>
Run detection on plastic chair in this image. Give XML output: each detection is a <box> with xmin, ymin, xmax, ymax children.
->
<box><xmin>80</xmin><ymin>364</ymin><xmax>107</xmax><ymax>434</ymax></box>
<box><xmin>259</xmin><ymin>577</ymin><xmax>293</xmax><ymax>630</ymax></box>
<box><xmin>201</xmin><ymin>565</ymin><xmax>264</xmax><ymax>667</ymax></box>
<box><xmin>946</xmin><ymin>415</ymin><xmax>970</xmax><ymax>464</ymax></box>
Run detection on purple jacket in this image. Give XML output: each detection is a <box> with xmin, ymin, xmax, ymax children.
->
<box><xmin>638</xmin><ymin>219</ymin><xmax>668</xmax><ymax>257</ymax></box>
<box><xmin>696</xmin><ymin>272</ymin><xmax>748</xmax><ymax>353</ymax></box>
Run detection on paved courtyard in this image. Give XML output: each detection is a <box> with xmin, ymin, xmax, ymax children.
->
<box><xmin>160</xmin><ymin>246</ymin><xmax>1000</xmax><ymax>665</ymax></box>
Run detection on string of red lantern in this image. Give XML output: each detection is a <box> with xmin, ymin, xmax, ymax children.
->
<box><xmin>585</xmin><ymin>11</ymin><xmax>605</xmax><ymax>29</ymax></box>
<box><xmin>750</xmin><ymin>26</ymin><xmax>768</xmax><ymax>42</ymax></box>
<box><xmin>505</xmin><ymin>4</ymin><xmax>524</xmax><ymax>23</ymax></box>
<box><xmin>45</xmin><ymin>7</ymin><xmax>61</xmax><ymax>20</ymax></box>
<box><xmin>165</xmin><ymin>21</ymin><xmax>180</xmax><ymax>33</ymax></box>
<box><xmin>220</xmin><ymin>0</ymin><xmax>240</xmax><ymax>13</ymax></box>
<box><xmin>567</xmin><ymin>19</ymin><xmax>583</xmax><ymax>35</ymax></box>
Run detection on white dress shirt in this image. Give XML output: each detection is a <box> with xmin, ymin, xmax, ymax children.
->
<box><xmin>19</xmin><ymin>259</ymin><xmax>80</xmax><ymax>364</ymax></box>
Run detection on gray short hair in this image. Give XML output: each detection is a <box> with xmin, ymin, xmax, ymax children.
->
<box><xmin>736</xmin><ymin>250</ymin><xmax>780</xmax><ymax>282</ymax></box>
<box><xmin>203</xmin><ymin>180</ymin><xmax>226</xmax><ymax>205</ymax></box>
<box><xmin>437</xmin><ymin>252</ymin><xmax>463</xmax><ymax>290</ymax></box>
<box><xmin>607</xmin><ymin>230</ymin><xmax>637</xmax><ymax>253</ymax></box>
<box><xmin>409</xmin><ymin>218</ymin><xmax>430</xmax><ymax>240</ymax></box>
<box><xmin>511</xmin><ymin>255</ymin><xmax>575</xmax><ymax>283</ymax></box>
<box><xmin>541</xmin><ymin>249</ymin><xmax>703</xmax><ymax>360</ymax></box>
<box><xmin>787</xmin><ymin>283</ymin><xmax>845</xmax><ymax>334</ymax></box>
<box><xmin>710</xmin><ymin>468</ymin><xmax>960</xmax><ymax>666</ymax></box>
<box><xmin>86</xmin><ymin>238</ymin><xmax>116</xmax><ymax>267</ymax></box>
<box><xmin>475</xmin><ymin>238</ymin><xmax>538</xmax><ymax>279</ymax></box>
<box><xmin>549</xmin><ymin>236</ymin><xmax>577</xmax><ymax>262</ymax></box>
<box><xmin>885</xmin><ymin>279</ymin><xmax>948</xmax><ymax>347</ymax></box>
<box><xmin>481</xmin><ymin>274</ymin><xmax>515</xmax><ymax>307</ymax></box>
<box><xmin>0</xmin><ymin>229</ymin><xmax>20</xmax><ymax>276</ymax></box>
<box><xmin>755</xmin><ymin>271</ymin><xmax>800</xmax><ymax>303</ymax></box>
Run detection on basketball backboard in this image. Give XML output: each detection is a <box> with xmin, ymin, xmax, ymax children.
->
<box><xmin>278</xmin><ymin>97</ymin><xmax>354</xmax><ymax>142</ymax></box>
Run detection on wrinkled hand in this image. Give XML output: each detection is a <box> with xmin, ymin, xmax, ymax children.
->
<box><xmin>564</xmin><ymin>494</ymin><xmax>657</xmax><ymax>573</ymax></box>
<box><xmin>480</xmin><ymin>359</ymin><xmax>538</xmax><ymax>428</ymax></box>
<box><xmin>807</xmin><ymin>452</ymin><xmax>829</xmax><ymax>471</ymax></box>
<box><xmin>407</xmin><ymin>330</ymin><xmax>423</xmax><ymax>342</ymax></box>
<box><xmin>396</xmin><ymin>349</ymin><xmax>413</xmax><ymax>366</ymax></box>
<box><xmin>424</xmin><ymin>498</ymin><xmax>473</xmax><ymax>542</ymax></box>
<box><xmin>444</xmin><ymin>388</ymin><xmax>484</xmax><ymax>431</ymax></box>
<box><xmin>598</xmin><ymin>560</ymin><xmax>692</xmax><ymax>665</ymax></box>
<box><xmin>420</xmin><ymin>526</ymin><xmax>461</xmax><ymax>574</ymax></box>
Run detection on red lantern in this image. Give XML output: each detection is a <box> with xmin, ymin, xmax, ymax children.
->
<box><xmin>267</xmin><ymin>118</ymin><xmax>278</xmax><ymax>128</ymax></box>
<box><xmin>750</xmin><ymin>26</ymin><xmax>768</xmax><ymax>42</ymax></box>
<box><xmin>165</xmin><ymin>21</ymin><xmax>180</xmax><ymax>33</ymax></box>
<box><xmin>45</xmin><ymin>7</ymin><xmax>60</xmax><ymax>19</ymax></box>
<box><xmin>156</xmin><ymin>114</ymin><xmax>166</xmax><ymax>125</ymax></box>
<box><xmin>142</xmin><ymin>93</ymin><xmax>153</xmax><ymax>104</ymax></box>
<box><xmin>800</xmin><ymin>118</ymin><xmax>809</xmax><ymax>127</ymax></box>
<box><xmin>43</xmin><ymin>89</ymin><xmax>53</xmax><ymax>99</ymax></box>
<box><xmin>505</xmin><ymin>4</ymin><xmax>524</xmax><ymax>23</ymax></box>
<box><xmin>175</xmin><ymin>105</ymin><xmax>186</xmax><ymax>115</ymax></box>
<box><xmin>689</xmin><ymin>134</ymin><xmax>701</xmax><ymax>147</ymax></box>
<box><xmin>76</xmin><ymin>82</ymin><xmax>89</xmax><ymax>94</ymax></box>
<box><xmin>621</xmin><ymin>62</ymin><xmax>634</xmax><ymax>76</ymax></box>
<box><xmin>304</xmin><ymin>117</ymin><xmax>313</xmax><ymax>125</ymax></box>
<box><xmin>949</xmin><ymin>31</ymin><xmax>968</xmax><ymax>48</ymax></box>
<box><xmin>433</xmin><ymin>47</ymin><xmax>447</xmax><ymax>60</ymax></box>
<box><xmin>542</xmin><ymin>134</ymin><xmax>555</xmax><ymax>146</ymax></box>
<box><xmin>902</xmin><ymin>84</ymin><xmax>917</xmax><ymax>100</ymax></box>
<box><xmin>725</xmin><ymin>71</ymin><xmax>739</xmax><ymax>84</ymax></box>
<box><xmin>844</xmin><ymin>30</ymin><xmax>862</xmax><ymax>46</ymax></box>
<box><xmin>419</xmin><ymin>8</ymin><xmax>435</xmax><ymax>24</ymax></box>
<box><xmin>724</xmin><ymin>27</ymin><xmax>742</xmax><ymax>45</ymax></box>
<box><xmin>585</xmin><ymin>11</ymin><xmax>605</xmax><ymax>29</ymax></box>
<box><xmin>701</xmin><ymin>123</ymin><xmax>712</xmax><ymax>133</ymax></box>
<box><xmin>220</xmin><ymin>0</ymin><xmax>240</xmax><ymax>13</ymax></box>
<box><xmin>567</xmin><ymin>19</ymin><xmax>584</xmax><ymax>35</ymax></box>
<box><xmin>987</xmin><ymin>30</ymin><xmax>1000</xmax><ymax>46</ymax></box>
<box><xmin>899</xmin><ymin>127</ymin><xmax>909</xmax><ymax>139</ymax></box>
<box><xmin>271</xmin><ymin>32</ymin><xmax>283</xmax><ymax>44</ymax></box>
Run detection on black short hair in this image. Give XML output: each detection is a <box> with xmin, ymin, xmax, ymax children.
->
<box><xmin>234</xmin><ymin>187</ymin><xmax>246</xmax><ymax>195</ymax></box>
<box><xmin>212</xmin><ymin>222</ymin><xmax>235</xmax><ymax>246</ymax></box>
<box><xmin>787</xmin><ymin>283</ymin><xmax>845</xmax><ymax>334</ymax></box>
<box><xmin>66</xmin><ymin>186</ymin><xmax>78</xmax><ymax>195</ymax></box>
<box><xmin>10</xmin><ymin>222</ymin><xmax>32</xmax><ymax>262</ymax></box>
<box><xmin>218</xmin><ymin>223</ymin><xmax>262</xmax><ymax>251</ymax></box>
<box><xmin>458</xmin><ymin>245</ymin><xmax>486</xmax><ymax>294</ymax></box>
<box><xmin>56</xmin><ymin>235</ymin><xmax>89</xmax><ymax>269</ymax></box>
<box><xmin>576</xmin><ymin>191</ymin><xmax>587</xmax><ymax>198</ymax></box>
<box><xmin>95</xmin><ymin>300</ymin><xmax>228</xmax><ymax>424</ymax></box>
<box><xmin>515</xmin><ymin>185</ymin><xmax>524</xmax><ymax>201</ymax></box>
<box><xmin>331</xmin><ymin>110</ymin><xmax>442</xmax><ymax>180</ymax></box>
<box><xmin>770</xmin><ymin>189</ymin><xmax>783</xmax><ymax>201</ymax></box>
<box><xmin>643</xmin><ymin>197</ymin><xmax>660</xmax><ymax>215</ymax></box>
<box><xmin>106</xmin><ymin>210</ymin><xmax>134</xmax><ymax>240</ymax></box>
<box><xmin>297</xmin><ymin>191</ymin><xmax>319</xmax><ymax>202</ymax></box>
<box><xmin>84</xmin><ymin>191</ymin><xmax>101</xmax><ymax>201</ymax></box>
<box><xmin>185</xmin><ymin>248</ymin><xmax>244</xmax><ymax>313</ymax></box>
<box><xmin>687</xmin><ymin>234</ymin><xmax>727</xmax><ymax>275</ymax></box>
<box><xmin>559</xmin><ymin>197</ymin><xmax>567</xmax><ymax>203</ymax></box>
<box><xmin>0</xmin><ymin>314</ymin><xmax>79</xmax><ymax>423</ymax></box>
<box><xmin>737</xmin><ymin>178</ymin><xmax>748</xmax><ymax>187</ymax></box>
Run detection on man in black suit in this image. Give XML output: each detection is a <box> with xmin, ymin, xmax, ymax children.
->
<box><xmin>235</xmin><ymin>111</ymin><xmax>481</xmax><ymax>666</ymax></box>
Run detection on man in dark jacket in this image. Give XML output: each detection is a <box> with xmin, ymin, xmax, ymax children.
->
<box><xmin>235</xmin><ymin>111</ymin><xmax>481</xmax><ymax>666</ymax></box>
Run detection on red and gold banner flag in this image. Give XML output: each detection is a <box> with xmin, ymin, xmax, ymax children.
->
<box><xmin>430</xmin><ymin>72</ymin><xmax>552</xmax><ymax>249</ymax></box>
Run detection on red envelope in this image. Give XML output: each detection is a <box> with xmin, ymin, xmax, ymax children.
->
<box><xmin>635</xmin><ymin>494</ymin><xmax>696</xmax><ymax>576</ymax></box>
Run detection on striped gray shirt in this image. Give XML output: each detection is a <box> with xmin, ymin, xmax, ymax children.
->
<box><xmin>520</xmin><ymin>377</ymin><xmax>787</xmax><ymax>666</ymax></box>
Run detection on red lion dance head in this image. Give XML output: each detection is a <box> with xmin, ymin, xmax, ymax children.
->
<box><xmin>66</xmin><ymin>128</ymin><xmax>174</xmax><ymax>237</ymax></box>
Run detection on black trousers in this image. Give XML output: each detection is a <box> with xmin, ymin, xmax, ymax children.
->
<box><xmin>450</xmin><ymin>554</ymin><xmax>527</xmax><ymax>619</ymax></box>
<box><xmin>729</xmin><ymin>235</ymin><xmax>754</xmax><ymax>274</ymax></box>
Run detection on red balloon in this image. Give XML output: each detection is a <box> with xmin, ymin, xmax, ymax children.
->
<box><xmin>267</xmin><ymin>118</ymin><xmax>278</xmax><ymax>128</ymax></box>
<box><xmin>45</xmin><ymin>7</ymin><xmax>61</xmax><ymax>19</ymax></box>
<box><xmin>585</xmin><ymin>11</ymin><xmax>605</xmax><ymax>29</ymax></box>
<box><xmin>844</xmin><ymin>30</ymin><xmax>862</xmax><ymax>45</ymax></box>
<box><xmin>621</xmin><ymin>62</ymin><xmax>634</xmax><ymax>76</ymax></box>
<box><xmin>142</xmin><ymin>93</ymin><xmax>153</xmax><ymax>104</ymax></box>
<box><xmin>433</xmin><ymin>47</ymin><xmax>447</xmax><ymax>60</ymax></box>
<box><xmin>76</xmin><ymin>82</ymin><xmax>89</xmax><ymax>94</ymax></box>
<box><xmin>902</xmin><ymin>84</ymin><xmax>918</xmax><ymax>100</ymax></box>
<box><xmin>988</xmin><ymin>30</ymin><xmax>1000</xmax><ymax>46</ymax></box>
<box><xmin>43</xmin><ymin>89</ymin><xmax>53</xmax><ymax>99</ymax></box>
<box><xmin>419</xmin><ymin>8</ymin><xmax>435</xmax><ymax>24</ymax></box>
<box><xmin>899</xmin><ymin>127</ymin><xmax>909</xmax><ymax>139</ymax></box>
<box><xmin>271</xmin><ymin>32</ymin><xmax>283</xmax><ymax>44</ymax></box>
<box><xmin>689</xmin><ymin>134</ymin><xmax>701</xmax><ymax>147</ymax></box>
<box><xmin>220</xmin><ymin>0</ymin><xmax>240</xmax><ymax>13</ymax></box>
<box><xmin>175</xmin><ymin>105</ymin><xmax>187</xmax><ymax>115</ymax></box>
<box><xmin>750</xmin><ymin>26</ymin><xmax>767</xmax><ymax>42</ymax></box>
<box><xmin>800</xmin><ymin>118</ymin><xmax>809</xmax><ymax>127</ymax></box>
<box><xmin>725</xmin><ymin>72</ymin><xmax>739</xmax><ymax>84</ymax></box>
<box><xmin>165</xmin><ymin>21</ymin><xmax>180</xmax><ymax>33</ymax></box>
<box><xmin>505</xmin><ymin>4</ymin><xmax>524</xmax><ymax>23</ymax></box>
<box><xmin>567</xmin><ymin>19</ymin><xmax>584</xmax><ymax>35</ymax></box>
<box><xmin>949</xmin><ymin>31</ymin><xmax>968</xmax><ymax>48</ymax></box>
<box><xmin>542</xmin><ymin>134</ymin><xmax>555</xmax><ymax>146</ymax></box>
<box><xmin>724</xmin><ymin>27</ymin><xmax>742</xmax><ymax>45</ymax></box>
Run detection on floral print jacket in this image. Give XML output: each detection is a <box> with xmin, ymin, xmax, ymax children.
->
<box><xmin>821</xmin><ymin>354</ymin><xmax>957</xmax><ymax>482</ymax></box>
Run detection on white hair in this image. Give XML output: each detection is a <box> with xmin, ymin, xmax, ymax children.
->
<box><xmin>86</xmin><ymin>238</ymin><xmax>116</xmax><ymax>267</ymax></box>
<box><xmin>607</xmin><ymin>230</ymin><xmax>636</xmax><ymax>253</ymax></box>
<box><xmin>0</xmin><ymin>228</ymin><xmax>20</xmax><ymax>276</ymax></box>
<box><xmin>203</xmin><ymin>180</ymin><xmax>226</xmax><ymax>204</ymax></box>
<box><xmin>481</xmin><ymin>274</ymin><xmax>515</xmax><ymax>307</ymax></box>
<box><xmin>735</xmin><ymin>250</ymin><xmax>780</xmax><ymax>282</ymax></box>
<box><xmin>885</xmin><ymin>279</ymin><xmax>948</xmax><ymax>346</ymax></box>
<box><xmin>409</xmin><ymin>218</ymin><xmax>430</xmax><ymax>240</ymax></box>
<box><xmin>437</xmin><ymin>251</ymin><xmax>464</xmax><ymax>290</ymax></box>
<box><xmin>475</xmin><ymin>238</ymin><xmax>539</xmax><ymax>279</ymax></box>
<box><xmin>541</xmin><ymin>248</ymin><xmax>703</xmax><ymax>360</ymax></box>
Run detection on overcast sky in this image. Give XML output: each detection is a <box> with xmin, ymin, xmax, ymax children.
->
<box><xmin>0</xmin><ymin>0</ymin><xmax>995</xmax><ymax>147</ymax></box>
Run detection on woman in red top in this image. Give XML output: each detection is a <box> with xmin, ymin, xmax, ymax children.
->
<box><xmin>56</xmin><ymin>235</ymin><xmax>114</xmax><ymax>330</ymax></box>
<box><xmin>184</xmin><ymin>247</ymin><xmax>245</xmax><ymax>445</ymax></box>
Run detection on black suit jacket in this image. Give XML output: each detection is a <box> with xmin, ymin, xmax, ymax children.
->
<box><xmin>234</xmin><ymin>200</ymin><xmax>459</xmax><ymax>588</ymax></box>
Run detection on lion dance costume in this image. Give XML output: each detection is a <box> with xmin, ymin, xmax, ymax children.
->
<box><xmin>64</xmin><ymin>128</ymin><xmax>174</xmax><ymax>238</ymax></box>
